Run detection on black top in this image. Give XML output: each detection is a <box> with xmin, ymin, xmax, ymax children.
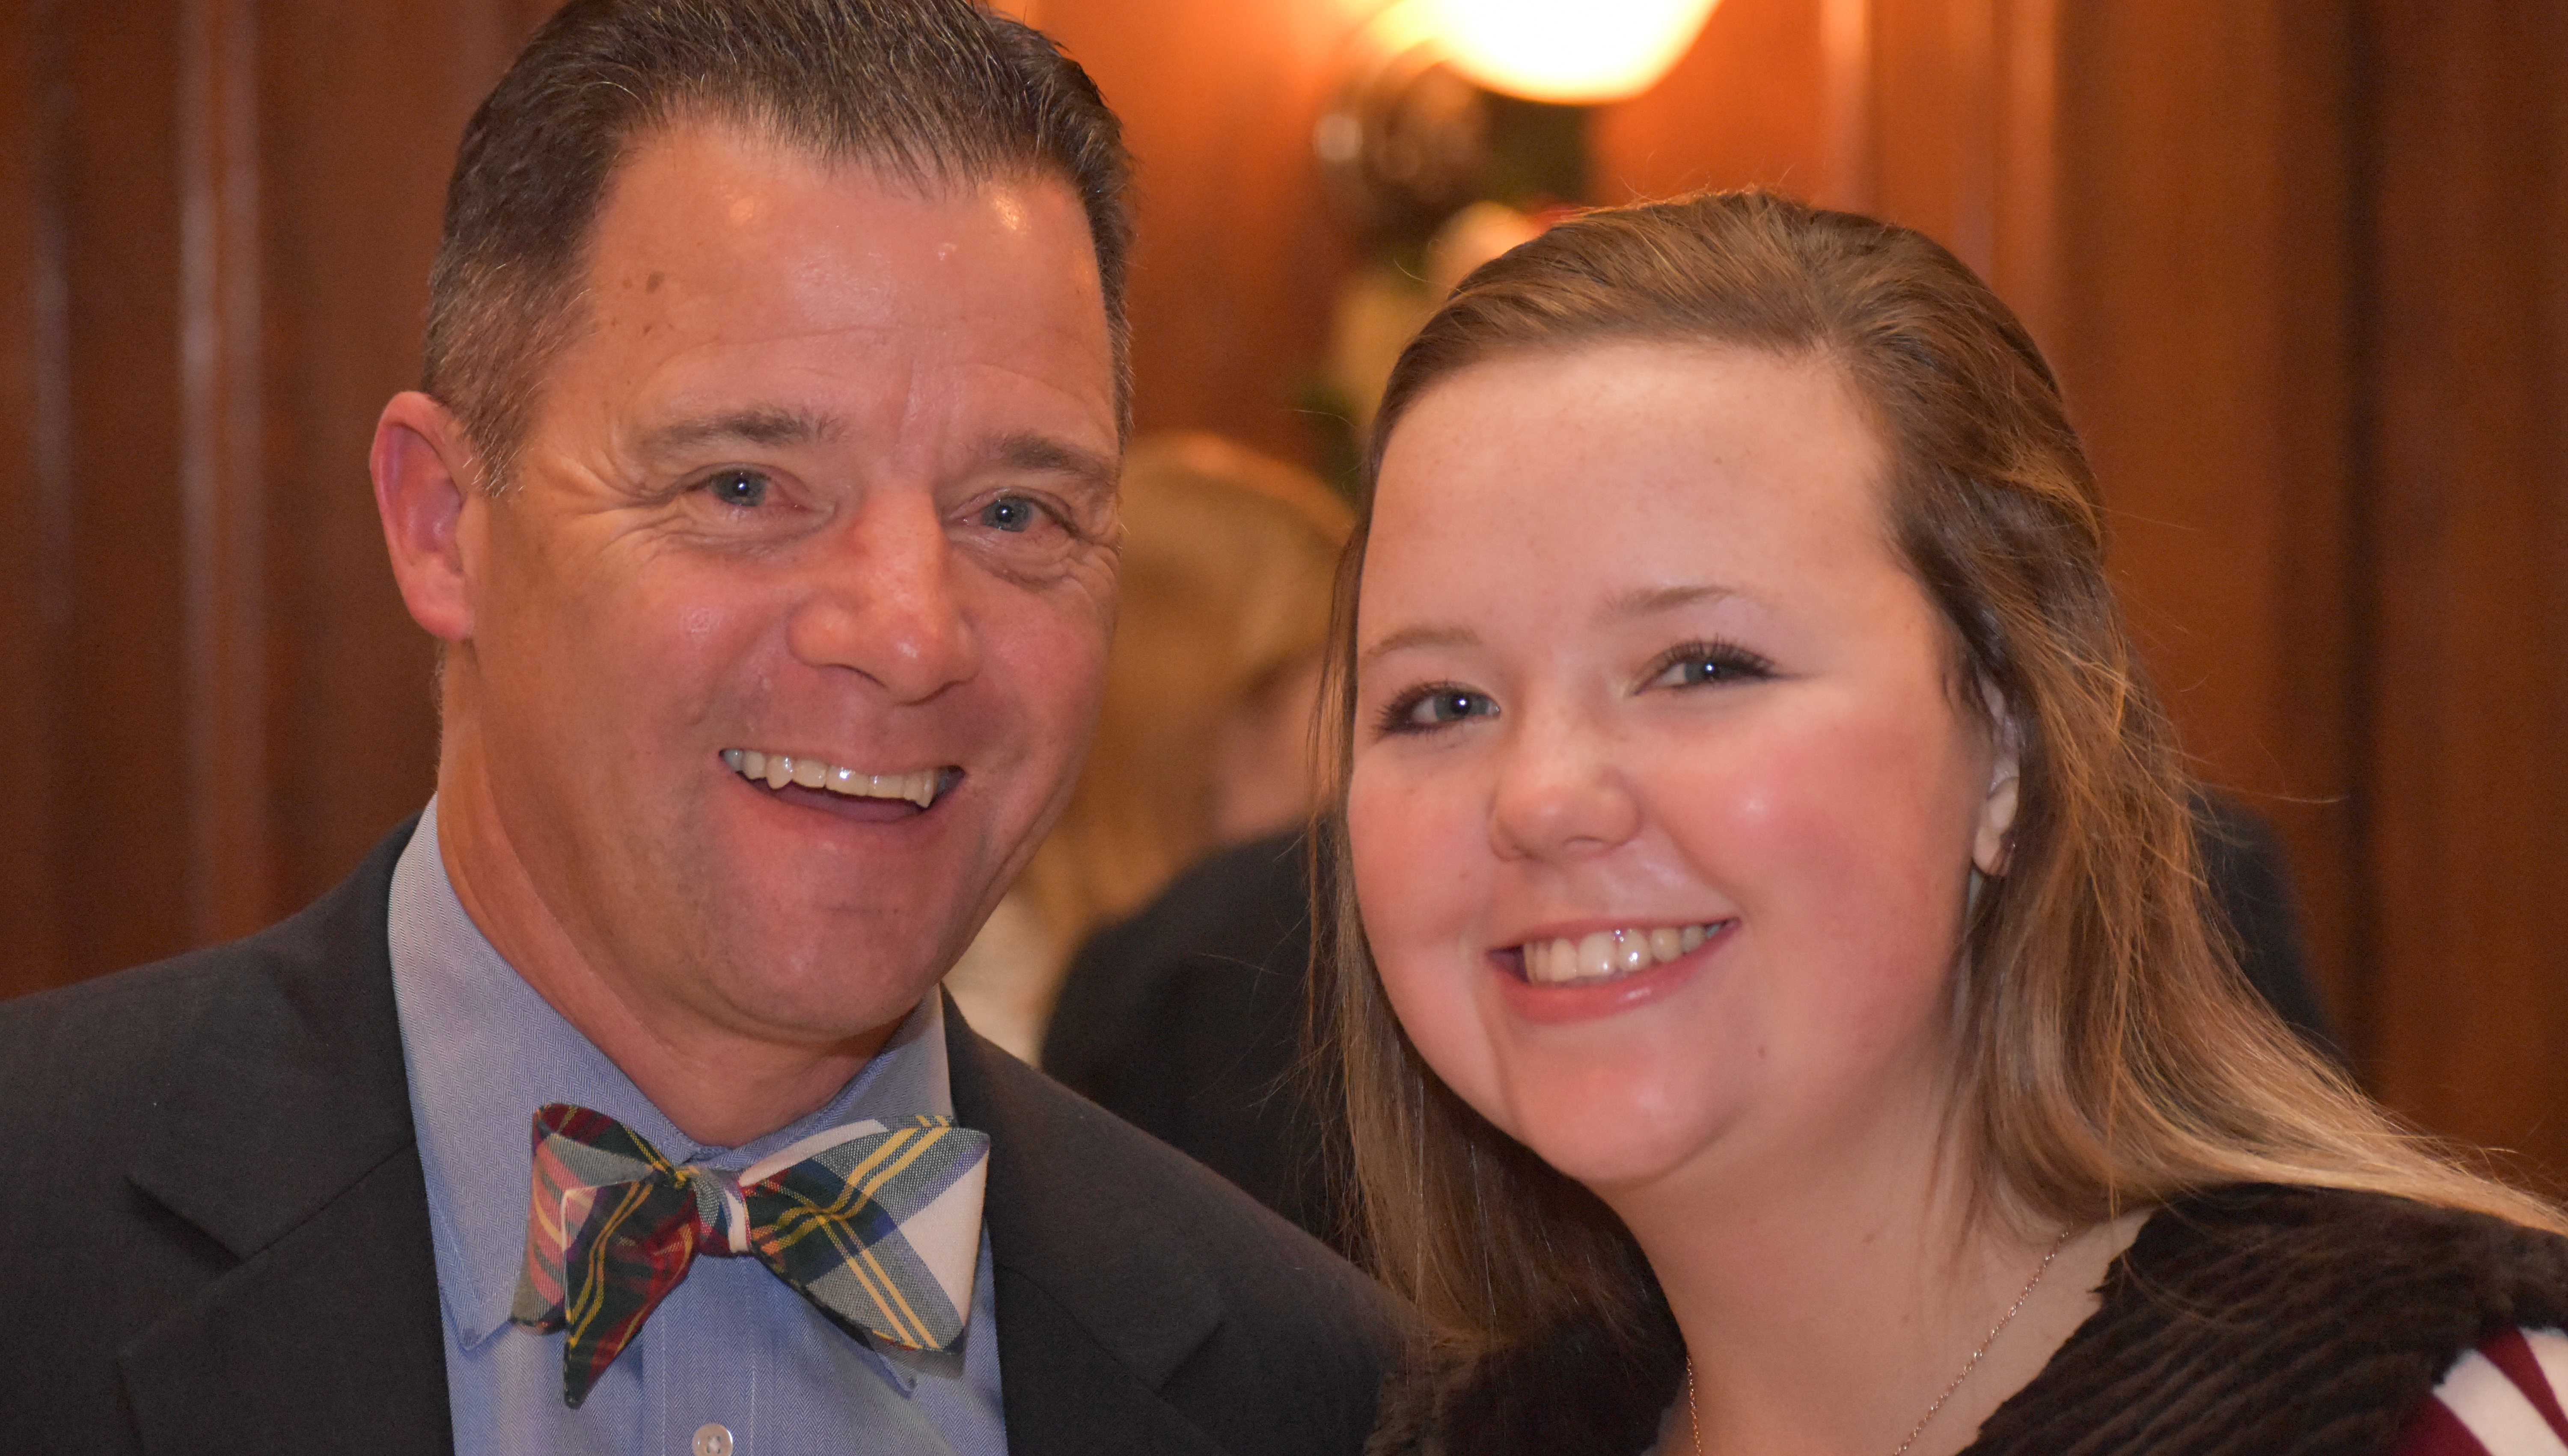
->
<box><xmin>1045</xmin><ymin>832</ymin><xmax>1343</xmax><ymax>1244</ymax></box>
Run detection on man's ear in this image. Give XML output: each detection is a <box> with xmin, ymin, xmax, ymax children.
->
<box><xmin>1972</xmin><ymin>681</ymin><xmax>2023</xmax><ymax>877</ymax></box>
<box><xmin>372</xmin><ymin>391</ymin><xmax>484</xmax><ymax>644</ymax></box>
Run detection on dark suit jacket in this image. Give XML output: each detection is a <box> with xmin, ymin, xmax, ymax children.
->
<box><xmin>1044</xmin><ymin>834</ymin><xmax>1342</xmax><ymax>1246</ymax></box>
<box><xmin>0</xmin><ymin>820</ymin><xmax>1397</xmax><ymax>1453</ymax></box>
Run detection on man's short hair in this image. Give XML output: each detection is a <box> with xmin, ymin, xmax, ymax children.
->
<box><xmin>422</xmin><ymin>0</ymin><xmax>1134</xmax><ymax>489</ymax></box>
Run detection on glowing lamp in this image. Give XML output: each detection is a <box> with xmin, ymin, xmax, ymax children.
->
<box><xmin>1417</xmin><ymin>0</ymin><xmax>1722</xmax><ymax>104</ymax></box>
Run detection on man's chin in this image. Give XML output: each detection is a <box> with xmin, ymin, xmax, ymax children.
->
<box><xmin>602</xmin><ymin>843</ymin><xmax>998</xmax><ymax>1049</ymax></box>
<box><xmin>684</xmin><ymin>934</ymin><xmax>963</xmax><ymax>1046</ymax></box>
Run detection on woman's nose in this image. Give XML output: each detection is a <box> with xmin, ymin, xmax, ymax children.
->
<box><xmin>784</xmin><ymin>492</ymin><xmax>981</xmax><ymax>703</ymax></box>
<box><xmin>1486</xmin><ymin>703</ymin><xmax>1642</xmax><ymax>862</ymax></box>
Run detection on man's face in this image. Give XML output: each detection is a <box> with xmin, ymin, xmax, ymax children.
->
<box><xmin>447</xmin><ymin>123</ymin><xmax>1119</xmax><ymax>1054</ymax></box>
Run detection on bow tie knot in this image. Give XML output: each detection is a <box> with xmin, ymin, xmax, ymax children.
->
<box><xmin>510</xmin><ymin>1103</ymin><xmax>989</xmax><ymax>1408</ymax></box>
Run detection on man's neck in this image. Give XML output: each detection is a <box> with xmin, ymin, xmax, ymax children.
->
<box><xmin>431</xmin><ymin>770</ymin><xmax>898</xmax><ymax>1148</ymax></box>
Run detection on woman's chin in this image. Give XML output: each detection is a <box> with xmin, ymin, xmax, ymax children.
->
<box><xmin>1497</xmin><ymin>1101</ymin><xmax>1737</xmax><ymax>1198</ymax></box>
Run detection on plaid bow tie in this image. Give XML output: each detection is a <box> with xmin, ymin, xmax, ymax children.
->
<box><xmin>509</xmin><ymin>1103</ymin><xmax>990</xmax><ymax>1408</ymax></box>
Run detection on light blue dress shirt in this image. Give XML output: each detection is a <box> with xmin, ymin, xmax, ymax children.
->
<box><xmin>386</xmin><ymin>800</ymin><xmax>1008</xmax><ymax>1456</ymax></box>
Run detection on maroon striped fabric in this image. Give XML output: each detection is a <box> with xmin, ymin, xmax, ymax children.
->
<box><xmin>2393</xmin><ymin>1328</ymin><xmax>2568</xmax><ymax>1455</ymax></box>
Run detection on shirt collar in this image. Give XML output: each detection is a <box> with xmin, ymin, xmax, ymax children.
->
<box><xmin>386</xmin><ymin>797</ymin><xmax>954</xmax><ymax>1349</ymax></box>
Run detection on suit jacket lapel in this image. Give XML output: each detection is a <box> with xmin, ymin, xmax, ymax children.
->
<box><xmin>118</xmin><ymin>820</ymin><xmax>452</xmax><ymax>1455</ymax></box>
<box><xmin>948</xmin><ymin>1004</ymin><xmax>1230</xmax><ymax>1456</ymax></box>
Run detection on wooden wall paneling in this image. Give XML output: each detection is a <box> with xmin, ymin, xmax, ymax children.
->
<box><xmin>255</xmin><ymin>0</ymin><xmax>536</xmax><ymax>916</ymax></box>
<box><xmin>56</xmin><ymin>0</ymin><xmax>195</xmax><ymax>983</ymax></box>
<box><xmin>2256</xmin><ymin>0</ymin><xmax>2366</xmax><ymax>1061</ymax></box>
<box><xmin>1988</xmin><ymin>0</ymin><xmax>2058</xmax><ymax>350</ymax></box>
<box><xmin>1036</xmin><ymin>0</ymin><xmax>1354</xmax><ymax>465</ymax></box>
<box><xmin>2360</xmin><ymin>0</ymin><xmax>2568</xmax><ymax>1183</ymax></box>
<box><xmin>1819</xmin><ymin>0</ymin><xmax>1874</xmax><ymax>213</ymax></box>
<box><xmin>0</xmin><ymin>0</ymin><xmax>68</xmax><ymax>997</ymax></box>
<box><xmin>1615</xmin><ymin>0</ymin><xmax>2063</xmax><ymax>347</ymax></box>
<box><xmin>1867</xmin><ymin>0</ymin><xmax>1998</xmax><ymax>277</ymax></box>
<box><xmin>180</xmin><ymin>0</ymin><xmax>273</xmax><ymax>945</ymax></box>
<box><xmin>2048</xmin><ymin>0</ymin><xmax>2361</xmax><ymax>1032</ymax></box>
<box><xmin>0</xmin><ymin>0</ymin><xmax>544</xmax><ymax>997</ymax></box>
<box><xmin>1589</xmin><ymin>0</ymin><xmax>1835</xmax><ymax>206</ymax></box>
<box><xmin>1863</xmin><ymin>0</ymin><xmax>2066</xmax><ymax>350</ymax></box>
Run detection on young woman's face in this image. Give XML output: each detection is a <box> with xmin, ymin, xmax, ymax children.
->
<box><xmin>1347</xmin><ymin>343</ymin><xmax>2017</xmax><ymax>1202</ymax></box>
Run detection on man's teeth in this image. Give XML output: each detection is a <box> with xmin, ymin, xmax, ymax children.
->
<box><xmin>1520</xmin><ymin>923</ymin><xmax>1719</xmax><ymax>985</ymax></box>
<box><xmin>720</xmin><ymin>749</ymin><xmax>942</xmax><ymax>808</ymax></box>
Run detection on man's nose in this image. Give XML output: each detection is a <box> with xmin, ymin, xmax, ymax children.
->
<box><xmin>1486</xmin><ymin>701</ymin><xmax>1643</xmax><ymax>863</ymax></box>
<box><xmin>785</xmin><ymin>492</ymin><xmax>979</xmax><ymax>703</ymax></box>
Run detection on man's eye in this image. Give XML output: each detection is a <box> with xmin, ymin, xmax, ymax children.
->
<box><xmin>701</xmin><ymin>469</ymin><xmax>771</xmax><ymax>508</ymax></box>
<box><xmin>978</xmin><ymin>495</ymin><xmax>1046</xmax><ymax>534</ymax></box>
<box><xmin>1380</xmin><ymin>685</ymin><xmax>1497</xmax><ymax>735</ymax></box>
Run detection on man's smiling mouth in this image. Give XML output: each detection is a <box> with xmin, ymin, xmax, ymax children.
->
<box><xmin>720</xmin><ymin>748</ymin><xmax>956</xmax><ymax>809</ymax></box>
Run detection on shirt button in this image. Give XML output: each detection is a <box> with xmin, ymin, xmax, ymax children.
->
<box><xmin>691</xmin><ymin>1424</ymin><xmax>734</xmax><ymax>1456</ymax></box>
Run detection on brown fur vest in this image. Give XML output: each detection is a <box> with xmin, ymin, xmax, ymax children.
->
<box><xmin>1368</xmin><ymin>1184</ymin><xmax>2568</xmax><ymax>1456</ymax></box>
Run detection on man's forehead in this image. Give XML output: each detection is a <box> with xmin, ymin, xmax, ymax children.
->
<box><xmin>603</xmin><ymin>118</ymin><xmax>1087</xmax><ymax>258</ymax></box>
<box><xmin>466</xmin><ymin>113</ymin><xmax>1122</xmax><ymax>500</ymax></box>
<box><xmin>582</xmin><ymin>126</ymin><xmax>1100</xmax><ymax>338</ymax></box>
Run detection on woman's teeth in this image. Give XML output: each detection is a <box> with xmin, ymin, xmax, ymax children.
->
<box><xmin>1519</xmin><ymin>923</ymin><xmax>1720</xmax><ymax>985</ymax></box>
<box><xmin>721</xmin><ymin>749</ymin><xmax>942</xmax><ymax>808</ymax></box>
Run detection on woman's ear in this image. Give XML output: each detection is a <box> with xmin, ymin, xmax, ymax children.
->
<box><xmin>1973</xmin><ymin>682</ymin><xmax>2022</xmax><ymax>877</ymax></box>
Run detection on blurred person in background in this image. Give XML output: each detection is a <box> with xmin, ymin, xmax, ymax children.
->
<box><xmin>947</xmin><ymin>433</ymin><xmax>1352</xmax><ymax>1063</ymax></box>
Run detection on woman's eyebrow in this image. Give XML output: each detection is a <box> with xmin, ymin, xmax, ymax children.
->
<box><xmin>1601</xmin><ymin>581</ymin><xmax>1746</xmax><ymax>623</ymax></box>
<box><xmin>1358</xmin><ymin>623</ymin><xmax>1479</xmax><ymax>670</ymax></box>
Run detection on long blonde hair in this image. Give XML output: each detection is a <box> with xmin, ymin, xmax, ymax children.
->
<box><xmin>1020</xmin><ymin>433</ymin><xmax>1352</xmax><ymax>949</ymax></box>
<box><xmin>1319</xmin><ymin>190</ymin><xmax>2562</xmax><ymax>1353</ymax></box>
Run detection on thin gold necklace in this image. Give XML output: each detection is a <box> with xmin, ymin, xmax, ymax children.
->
<box><xmin>1684</xmin><ymin>1228</ymin><xmax>2071</xmax><ymax>1456</ymax></box>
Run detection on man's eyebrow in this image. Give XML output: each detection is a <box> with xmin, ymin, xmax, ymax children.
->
<box><xmin>988</xmin><ymin>430</ymin><xmax>1120</xmax><ymax>494</ymax></box>
<box><xmin>639</xmin><ymin>406</ymin><xmax>841</xmax><ymax>458</ymax></box>
<box><xmin>1359</xmin><ymin>623</ymin><xmax>1479</xmax><ymax>670</ymax></box>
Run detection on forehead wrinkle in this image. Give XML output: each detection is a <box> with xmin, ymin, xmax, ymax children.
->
<box><xmin>637</xmin><ymin>405</ymin><xmax>843</xmax><ymax>461</ymax></box>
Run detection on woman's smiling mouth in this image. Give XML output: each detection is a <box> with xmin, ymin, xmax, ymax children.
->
<box><xmin>1510</xmin><ymin>920</ymin><xmax>1734</xmax><ymax>986</ymax></box>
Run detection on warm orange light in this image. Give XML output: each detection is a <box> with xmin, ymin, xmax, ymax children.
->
<box><xmin>1413</xmin><ymin>0</ymin><xmax>1721</xmax><ymax>104</ymax></box>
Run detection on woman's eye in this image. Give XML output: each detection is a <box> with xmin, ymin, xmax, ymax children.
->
<box><xmin>701</xmin><ymin>469</ymin><xmax>771</xmax><ymax>508</ymax></box>
<box><xmin>1382</xmin><ymin>685</ymin><xmax>1497</xmax><ymax>734</ymax></box>
<box><xmin>978</xmin><ymin>495</ymin><xmax>1047</xmax><ymax>534</ymax></box>
<box><xmin>1646</xmin><ymin>640</ymin><xmax>1774</xmax><ymax>691</ymax></box>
